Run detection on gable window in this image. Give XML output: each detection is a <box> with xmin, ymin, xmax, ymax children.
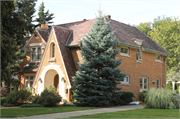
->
<box><xmin>120</xmin><ymin>47</ymin><xmax>130</xmax><ymax>57</ymax></box>
<box><xmin>136</xmin><ymin>48</ymin><xmax>142</xmax><ymax>61</ymax></box>
<box><xmin>50</xmin><ymin>43</ymin><xmax>55</xmax><ymax>58</ymax></box>
<box><xmin>157</xmin><ymin>78</ymin><xmax>160</xmax><ymax>88</ymax></box>
<box><xmin>25</xmin><ymin>76</ymin><xmax>34</xmax><ymax>91</ymax></box>
<box><xmin>30</xmin><ymin>43</ymin><xmax>42</xmax><ymax>62</ymax></box>
<box><xmin>120</xmin><ymin>76</ymin><xmax>130</xmax><ymax>85</ymax></box>
<box><xmin>140</xmin><ymin>77</ymin><xmax>148</xmax><ymax>92</ymax></box>
<box><xmin>155</xmin><ymin>55</ymin><xmax>162</xmax><ymax>62</ymax></box>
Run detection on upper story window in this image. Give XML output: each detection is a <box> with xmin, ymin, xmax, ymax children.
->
<box><xmin>136</xmin><ymin>48</ymin><xmax>142</xmax><ymax>61</ymax></box>
<box><xmin>31</xmin><ymin>47</ymin><xmax>41</xmax><ymax>61</ymax></box>
<box><xmin>155</xmin><ymin>55</ymin><xmax>162</xmax><ymax>63</ymax></box>
<box><xmin>50</xmin><ymin>43</ymin><xmax>55</xmax><ymax>58</ymax></box>
<box><xmin>120</xmin><ymin>47</ymin><xmax>130</xmax><ymax>57</ymax></box>
<box><xmin>120</xmin><ymin>76</ymin><xmax>130</xmax><ymax>85</ymax></box>
<box><xmin>30</xmin><ymin>43</ymin><xmax>42</xmax><ymax>62</ymax></box>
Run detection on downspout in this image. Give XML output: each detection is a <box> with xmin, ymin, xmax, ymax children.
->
<box><xmin>163</xmin><ymin>56</ymin><xmax>167</xmax><ymax>88</ymax></box>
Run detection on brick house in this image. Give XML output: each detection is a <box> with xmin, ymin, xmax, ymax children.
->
<box><xmin>19</xmin><ymin>16</ymin><xmax>170</xmax><ymax>102</ymax></box>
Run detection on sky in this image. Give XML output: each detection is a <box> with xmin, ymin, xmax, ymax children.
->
<box><xmin>34</xmin><ymin>0</ymin><xmax>179</xmax><ymax>26</ymax></box>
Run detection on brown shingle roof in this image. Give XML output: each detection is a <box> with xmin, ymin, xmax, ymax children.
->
<box><xmin>37</xmin><ymin>29</ymin><xmax>50</xmax><ymax>42</ymax></box>
<box><xmin>57</xmin><ymin>19</ymin><xmax>170</xmax><ymax>55</ymax></box>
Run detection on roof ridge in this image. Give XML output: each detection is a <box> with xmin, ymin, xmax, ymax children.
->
<box><xmin>53</xmin><ymin>25</ymin><xmax>73</xmax><ymax>31</ymax></box>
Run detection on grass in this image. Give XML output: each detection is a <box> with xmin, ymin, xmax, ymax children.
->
<box><xmin>70</xmin><ymin>108</ymin><xmax>180</xmax><ymax>118</ymax></box>
<box><xmin>1</xmin><ymin>106</ymin><xmax>99</xmax><ymax>117</ymax></box>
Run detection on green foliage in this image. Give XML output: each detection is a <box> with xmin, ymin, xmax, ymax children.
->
<box><xmin>140</xmin><ymin>91</ymin><xmax>148</xmax><ymax>102</ymax></box>
<box><xmin>144</xmin><ymin>88</ymin><xmax>176</xmax><ymax>109</ymax></box>
<box><xmin>3</xmin><ymin>103</ymin><xmax>14</xmax><ymax>107</ymax></box>
<box><xmin>63</xmin><ymin>102</ymin><xmax>74</xmax><ymax>106</ymax></box>
<box><xmin>1</xmin><ymin>0</ymin><xmax>36</xmax><ymax>90</ymax></box>
<box><xmin>1</xmin><ymin>97</ymin><xmax>7</xmax><ymax>105</ymax></box>
<box><xmin>6</xmin><ymin>88</ymin><xmax>32</xmax><ymax>105</ymax></box>
<box><xmin>134</xmin><ymin>16</ymin><xmax>180</xmax><ymax>78</ymax></box>
<box><xmin>166</xmin><ymin>81</ymin><xmax>172</xmax><ymax>90</ymax></box>
<box><xmin>20</xmin><ymin>103</ymin><xmax>44</xmax><ymax>107</ymax></box>
<box><xmin>72</xmin><ymin>11</ymin><xmax>126</xmax><ymax>107</ymax></box>
<box><xmin>33</xmin><ymin>85</ymin><xmax>61</xmax><ymax>107</ymax></box>
<box><xmin>120</xmin><ymin>92</ymin><xmax>135</xmax><ymax>105</ymax></box>
<box><xmin>35</xmin><ymin>2</ymin><xmax>54</xmax><ymax>28</ymax></box>
<box><xmin>111</xmin><ymin>92</ymin><xmax>124</xmax><ymax>105</ymax></box>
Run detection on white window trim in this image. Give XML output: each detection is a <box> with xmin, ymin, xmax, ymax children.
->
<box><xmin>30</xmin><ymin>43</ymin><xmax>43</xmax><ymax>47</ymax></box>
<box><xmin>140</xmin><ymin>77</ymin><xmax>148</xmax><ymax>92</ymax></box>
<box><xmin>25</xmin><ymin>76</ymin><xmax>34</xmax><ymax>91</ymax></box>
<box><xmin>120</xmin><ymin>76</ymin><xmax>131</xmax><ymax>85</ymax></box>
<box><xmin>157</xmin><ymin>78</ymin><xmax>160</xmax><ymax>88</ymax></box>
<box><xmin>120</xmin><ymin>47</ymin><xmax>130</xmax><ymax>57</ymax></box>
<box><xmin>30</xmin><ymin>47</ymin><xmax>41</xmax><ymax>62</ymax></box>
<box><xmin>155</xmin><ymin>54</ymin><xmax>162</xmax><ymax>63</ymax></box>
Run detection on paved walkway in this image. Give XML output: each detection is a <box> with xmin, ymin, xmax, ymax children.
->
<box><xmin>1</xmin><ymin>105</ymin><xmax>143</xmax><ymax>119</ymax></box>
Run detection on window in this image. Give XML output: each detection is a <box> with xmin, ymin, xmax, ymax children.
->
<box><xmin>120</xmin><ymin>76</ymin><xmax>130</xmax><ymax>85</ymax></box>
<box><xmin>157</xmin><ymin>78</ymin><xmax>160</xmax><ymax>88</ymax></box>
<box><xmin>136</xmin><ymin>48</ymin><xmax>142</xmax><ymax>61</ymax></box>
<box><xmin>50</xmin><ymin>43</ymin><xmax>55</xmax><ymax>58</ymax></box>
<box><xmin>140</xmin><ymin>77</ymin><xmax>148</xmax><ymax>92</ymax></box>
<box><xmin>25</xmin><ymin>76</ymin><xmax>34</xmax><ymax>91</ymax></box>
<box><xmin>155</xmin><ymin>55</ymin><xmax>161</xmax><ymax>62</ymax></box>
<box><xmin>31</xmin><ymin>47</ymin><xmax>41</xmax><ymax>61</ymax></box>
<box><xmin>120</xmin><ymin>47</ymin><xmax>129</xmax><ymax>57</ymax></box>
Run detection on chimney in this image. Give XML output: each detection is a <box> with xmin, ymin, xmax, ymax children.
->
<box><xmin>41</xmin><ymin>24</ymin><xmax>48</xmax><ymax>29</ymax></box>
<box><xmin>105</xmin><ymin>15</ymin><xmax>111</xmax><ymax>19</ymax></box>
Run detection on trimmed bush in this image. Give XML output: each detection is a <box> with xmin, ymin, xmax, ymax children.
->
<box><xmin>140</xmin><ymin>91</ymin><xmax>148</xmax><ymax>102</ymax></box>
<box><xmin>1</xmin><ymin>97</ymin><xmax>6</xmax><ymax>105</ymax></box>
<box><xmin>6</xmin><ymin>88</ymin><xmax>32</xmax><ymax>105</ymax></box>
<box><xmin>33</xmin><ymin>85</ymin><xmax>62</xmax><ymax>107</ymax></box>
<box><xmin>63</xmin><ymin>102</ymin><xmax>74</xmax><ymax>106</ymax></box>
<box><xmin>144</xmin><ymin>88</ymin><xmax>177</xmax><ymax>109</ymax></box>
<box><xmin>111</xmin><ymin>92</ymin><xmax>135</xmax><ymax>105</ymax></box>
<box><xmin>20</xmin><ymin>103</ymin><xmax>44</xmax><ymax>107</ymax></box>
<box><xmin>120</xmin><ymin>92</ymin><xmax>135</xmax><ymax>105</ymax></box>
<box><xmin>3</xmin><ymin>103</ymin><xmax>14</xmax><ymax>107</ymax></box>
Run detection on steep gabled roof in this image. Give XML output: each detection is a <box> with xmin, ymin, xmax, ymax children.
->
<box><xmin>37</xmin><ymin>29</ymin><xmax>51</xmax><ymax>42</ymax></box>
<box><xmin>53</xmin><ymin>26</ymin><xmax>75</xmax><ymax>85</ymax></box>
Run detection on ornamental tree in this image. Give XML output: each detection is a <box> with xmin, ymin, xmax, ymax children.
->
<box><xmin>72</xmin><ymin>11</ymin><xmax>126</xmax><ymax>107</ymax></box>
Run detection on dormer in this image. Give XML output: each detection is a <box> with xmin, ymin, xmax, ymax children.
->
<box><xmin>132</xmin><ymin>38</ymin><xmax>143</xmax><ymax>46</ymax></box>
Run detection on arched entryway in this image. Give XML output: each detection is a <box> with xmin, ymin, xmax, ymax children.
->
<box><xmin>54</xmin><ymin>74</ymin><xmax>59</xmax><ymax>93</ymax></box>
<box><xmin>44</xmin><ymin>69</ymin><xmax>58</xmax><ymax>89</ymax></box>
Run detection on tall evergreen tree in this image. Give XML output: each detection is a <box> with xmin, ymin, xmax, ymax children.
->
<box><xmin>1</xmin><ymin>0</ymin><xmax>36</xmax><ymax>92</ymax></box>
<box><xmin>72</xmin><ymin>11</ymin><xmax>126</xmax><ymax>107</ymax></box>
<box><xmin>35</xmin><ymin>2</ymin><xmax>54</xmax><ymax>28</ymax></box>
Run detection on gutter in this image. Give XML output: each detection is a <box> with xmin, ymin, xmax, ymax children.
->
<box><xmin>65</xmin><ymin>44</ymin><xmax>79</xmax><ymax>47</ymax></box>
<box><xmin>163</xmin><ymin>57</ymin><xmax>167</xmax><ymax>88</ymax></box>
<box><xmin>118</xmin><ymin>42</ymin><xmax>140</xmax><ymax>48</ymax></box>
<box><xmin>144</xmin><ymin>48</ymin><xmax>171</xmax><ymax>56</ymax></box>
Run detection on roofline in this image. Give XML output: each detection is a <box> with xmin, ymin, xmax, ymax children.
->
<box><xmin>65</xmin><ymin>30</ymin><xmax>73</xmax><ymax>45</ymax></box>
<box><xmin>65</xmin><ymin>44</ymin><xmax>79</xmax><ymax>47</ymax></box>
<box><xmin>143</xmin><ymin>48</ymin><xmax>170</xmax><ymax>56</ymax></box>
<box><xmin>118</xmin><ymin>41</ymin><xmax>140</xmax><ymax>48</ymax></box>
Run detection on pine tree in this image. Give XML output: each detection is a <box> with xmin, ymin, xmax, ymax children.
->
<box><xmin>72</xmin><ymin>11</ymin><xmax>126</xmax><ymax>107</ymax></box>
<box><xmin>1</xmin><ymin>1</ymin><xmax>36</xmax><ymax>93</ymax></box>
<box><xmin>35</xmin><ymin>2</ymin><xmax>54</xmax><ymax>28</ymax></box>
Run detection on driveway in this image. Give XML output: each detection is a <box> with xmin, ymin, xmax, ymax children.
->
<box><xmin>1</xmin><ymin>105</ymin><xmax>143</xmax><ymax>119</ymax></box>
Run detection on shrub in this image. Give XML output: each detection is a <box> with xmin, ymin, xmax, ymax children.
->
<box><xmin>120</xmin><ymin>92</ymin><xmax>135</xmax><ymax>105</ymax></box>
<box><xmin>3</xmin><ymin>103</ymin><xmax>14</xmax><ymax>107</ymax></box>
<box><xmin>6</xmin><ymin>88</ymin><xmax>32</xmax><ymax>105</ymax></box>
<box><xmin>63</xmin><ymin>102</ymin><xmax>74</xmax><ymax>106</ymax></box>
<box><xmin>1</xmin><ymin>97</ymin><xmax>6</xmax><ymax>105</ymax></box>
<box><xmin>144</xmin><ymin>88</ymin><xmax>177</xmax><ymax>109</ymax></box>
<box><xmin>20</xmin><ymin>103</ymin><xmax>44</xmax><ymax>107</ymax></box>
<box><xmin>31</xmin><ymin>94</ymin><xmax>41</xmax><ymax>104</ymax></box>
<box><xmin>34</xmin><ymin>85</ymin><xmax>62</xmax><ymax>107</ymax></box>
<box><xmin>111</xmin><ymin>92</ymin><xmax>135</xmax><ymax>105</ymax></box>
<box><xmin>140</xmin><ymin>91</ymin><xmax>148</xmax><ymax>102</ymax></box>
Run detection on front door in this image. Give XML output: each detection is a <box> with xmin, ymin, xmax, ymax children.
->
<box><xmin>54</xmin><ymin>74</ymin><xmax>59</xmax><ymax>94</ymax></box>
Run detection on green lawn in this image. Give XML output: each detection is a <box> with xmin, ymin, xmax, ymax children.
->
<box><xmin>70</xmin><ymin>109</ymin><xmax>180</xmax><ymax>118</ymax></box>
<box><xmin>1</xmin><ymin>106</ymin><xmax>99</xmax><ymax>117</ymax></box>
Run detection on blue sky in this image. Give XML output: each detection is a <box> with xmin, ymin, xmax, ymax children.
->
<box><xmin>34</xmin><ymin>0</ymin><xmax>179</xmax><ymax>25</ymax></box>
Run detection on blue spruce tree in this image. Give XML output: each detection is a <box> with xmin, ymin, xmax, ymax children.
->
<box><xmin>72</xmin><ymin>11</ymin><xmax>126</xmax><ymax>107</ymax></box>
